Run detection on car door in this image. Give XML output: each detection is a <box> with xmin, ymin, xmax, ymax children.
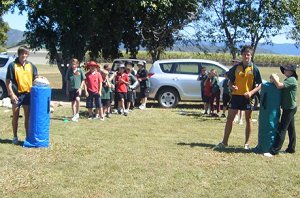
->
<box><xmin>173</xmin><ymin>62</ymin><xmax>201</xmax><ymax>100</ymax></box>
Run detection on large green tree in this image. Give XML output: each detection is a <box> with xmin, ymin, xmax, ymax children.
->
<box><xmin>0</xmin><ymin>0</ymin><xmax>18</xmax><ymax>51</ymax></box>
<box><xmin>23</xmin><ymin>0</ymin><xmax>199</xmax><ymax>85</ymax></box>
<box><xmin>196</xmin><ymin>0</ymin><xmax>290</xmax><ymax>60</ymax></box>
<box><xmin>139</xmin><ymin>0</ymin><xmax>198</xmax><ymax>62</ymax></box>
<box><xmin>288</xmin><ymin>0</ymin><xmax>300</xmax><ymax>46</ymax></box>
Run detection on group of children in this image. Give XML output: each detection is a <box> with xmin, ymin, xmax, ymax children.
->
<box><xmin>197</xmin><ymin>66</ymin><xmax>245</xmax><ymax>122</ymax></box>
<box><xmin>198</xmin><ymin>67</ymin><xmax>224</xmax><ymax>117</ymax></box>
<box><xmin>66</xmin><ymin>58</ymin><xmax>149</xmax><ymax>122</ymax></box>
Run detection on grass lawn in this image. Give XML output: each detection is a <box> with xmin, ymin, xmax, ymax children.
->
<box><xmin>0</xmin><ymin>65</ymin><xmax>299</xmax><ymax>197</ymax></box>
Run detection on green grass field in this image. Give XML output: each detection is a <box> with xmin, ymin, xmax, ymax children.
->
<box><xmin>0</xmin><ymin>65</ymin><xmax>299</xmax><ymax>197</ymax></box>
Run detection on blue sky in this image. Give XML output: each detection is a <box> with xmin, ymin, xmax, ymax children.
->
<box><xmin>3</xmin><ymin>10</ymin><xmax>295</xmax><ymax>44</ymax></box>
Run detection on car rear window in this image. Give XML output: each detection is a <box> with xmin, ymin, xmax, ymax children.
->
<box><xmin>159</xmin><ymin>63</ymin><xmax>173</xmax><ymax>73</ymax></box>
<box><xmin>201</xmin><ymin>63</ymin><xmax>226</xmax><ymax>76</ymax></box>
<box><xmin>174</xmin><ymin>63</ymin><xmax>199</xmax><ymax>75</ymax></box>
<box><xmin>0</xmin><ymin>57</ymin><xmax>8</xmax><ymax>67</ymax></box>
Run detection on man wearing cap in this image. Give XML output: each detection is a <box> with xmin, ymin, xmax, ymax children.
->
<box><xmin>84</xmin><ymin>61</ymin><xmax>103</xmax><ymax>120</ymax></box>
<box><xmin>264</xmin><ymin>65</ymin><xmax>298</xmax><ymax>157</ymax></box>
<box><xmin>136</xmin><ymin>61</ymin><xmax>150</xmax><ymax>110</ymax></box>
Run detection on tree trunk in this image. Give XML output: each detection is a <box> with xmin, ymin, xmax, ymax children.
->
<box><xmin>55</xmin><ymin>53</ymin><xmax>69</xmax><ymax>90</ymax></box>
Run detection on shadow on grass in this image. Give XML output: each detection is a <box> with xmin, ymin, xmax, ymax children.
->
<box><xmin>177</xmin><ymin>142</ymin><xmax>252</xmax><ymax>154</ymax></box>
<box><xmin>51</xmin><ymin>88</ymin><xmax>68</xmax><ymax>102</ymax></box>
<box><xmin>0</xmin><ymin>139</ymin><xmax>24</xmax><ymax>146</ymax></box>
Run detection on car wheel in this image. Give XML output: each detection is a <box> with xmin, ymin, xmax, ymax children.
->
<box><xmin>157</xmin><ymin>88</ymin><xmax>179</xmax><ymax>108</ymax></box>
<box><xmin>0</xmin><ymin>81</ymin><xmax>8</xmax><ymax>100</ymax></box>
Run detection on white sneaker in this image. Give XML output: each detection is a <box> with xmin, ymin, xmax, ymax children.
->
<box><xmin>239</xmin><ymin>120</ymin><xmax>243</xmax><ymax>125</ymax></box>
<box><xmin>244</xmin><ymin>144</ymin><xmax>250</xmax><ymax>150</ymax></box>
<box><xmin>139</xmin><ymin>104</ymin><xmax>146</xmax><ymax>110</ymax></box>
<box><xmin>100</xmin><ymin>117</ymin><xmax>104</xmax><ymax>121</ymax></box>
<box><xmin>264</xmin><ymin>153</ymin><xmax>274</xmax><ymax>157</ymax></box>
<box><xmin>94</xmin><ymin>114</ymin><xmax>100</xmax><ymax>119</ymax></box>
<box><xmin>12</xmin><ymin>137</ymin><xmax>18</xmax><ymax>145</ymax></box>
<box><xmin>71</xmin><ymin>113</ymin><xmax>79</xmax><ymax>122</ymax></box>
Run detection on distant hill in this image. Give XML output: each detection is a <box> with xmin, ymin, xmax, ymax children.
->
<box><xmin>259</xmin><ymin>43</ymin><xmax>300</xmax><ymax>55</ymax></box>
<box><xmin>5</xmin><ymin>28</ymin><xmax>25</xmax><ymax>48</ymax></box>
<box><xmin>173</xmin><ymin>40</ymin><xmax>300</xmax><ymax>56</ymax></box>
<box><xmin>6</xmin><ymin>29</ymin><xmax>299</xmax><ymax>55</ymax></box>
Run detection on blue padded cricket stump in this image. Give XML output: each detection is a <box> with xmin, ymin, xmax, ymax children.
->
<box><xmin>254</xmin><ymin>82</ymin><xmax>281</xmax><ymax>153</ymax></box>
<box><xmin>23</xmin><ymin>85</ymin><xmax>51</xmax><ymax>148</ymax></box>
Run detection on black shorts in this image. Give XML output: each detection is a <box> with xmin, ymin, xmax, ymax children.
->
<box><xmin>202</xmin><ymin>95</ymin><xmax>210</xmax><ymax>103</ymax></box>
<box><xmin>69</xmin><ymin>89</ymin><xmax>80</xmax><ymax>101</ymax></box>
<box><xmin>140</xmin><ymin>87</ymin><xmax>149</xmax><ymax>98</ymax></box>
<box><xmin>101</xmin><ymin>99</ymin><xmax>111</xmax><ymax>107</ymax></box>
<box><xmin>222</xmin><ymin>93</ymin><xmax>231</xmax><ymax>107</ymax></box>
<box><xmin>117</xmin><ymin>92</ymin><xmax>127</xmax><ymax>101</ymax></box>
<box><xmin>126</xmin><ymin>91</ymin><xmax>134</xmax><ymax>103</ymax></box>
<box><xmin>229</xmin><ymin>95</ymin><xmax>254</xmax><ymax>110</ymax></box>
<box><xmin>86</xmin><ymin>92</ymin><xmax>102</xmax><ymax>108</ymax></box>
<box><xmin>14</xmin><ymin>93</ymin><xmax>30</xmax><ymax>107</ymax></box>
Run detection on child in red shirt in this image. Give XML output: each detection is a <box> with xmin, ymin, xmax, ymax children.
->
<box><xmin>115</xmin><ymin>64</ymin><xmax>129</xmax><ymax>116</ymax></box>
<box><xmin>84</xmin><ymin>61</ymin><xmax>104</xmax><ymax>120</ymax></box>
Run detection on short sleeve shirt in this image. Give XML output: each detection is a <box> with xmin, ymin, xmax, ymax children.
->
<box><xmin>281</xmin><ymin>76</ymin><xmax>298</xmax><ymax>109</ymax></box>
<box><xmin>67</xmin><ymin>68</ymin><xmax>85</xmax><ymax>90</ymax></box>
<box><xmin>85</xmin><ymin>71</ymin><xmax>103</xmax><ymax>93</ymax></box>
<box><xmin>211</xmin><ymin>76</ymin><xmax>220</xmax><ymax>93</ymax></box>
<box><xmin>227</xmin><ymin>63</ymin><xmax>262</xmax><ymax>96</ymax></box>
<box><xmin>137</xmin><ymin>68</ymin><xmax>150</xmax><ymax>88</ymax></box>
<box><xmin>222</xmin><ymin>78</ymin><xmax>230</xmax><ymax>95</ymax></box>
<box><xmin>6</xmin><ymin>58</ymin><xmax>38</xmax><ymax>94</ymax></box>
<box><xmin>116</xmin><ymin>73</ymin><xmax>129</xmax><ymax>93</ymax></box>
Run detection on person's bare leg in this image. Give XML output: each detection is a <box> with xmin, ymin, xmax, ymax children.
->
<box><xmin>71</xmin><ymin>101</ymin><xmax>76</xmax><ymax>115</ymax></box>
<box><xmin>75</xmin><ymin>97</ymin><xmax>80</xmax><ymax>114</ymax></box>
<box><xmin>244</xmin><ymin>110</ymin><xmax>253</xmax><ymax>145</ymax></box>
<box><xmin>12</xmin><ymin>105</ymin><xmax>20</xmax><ymax>138</ymax></box>
<box><xmin>222</xmin><ymin>109</ymin><xmax>238</xmax><ymax>145</ymax></box>
<box><xmin>23</xmin><ymin>105</ymin><xmax>30</xmax><ymax>137</ymax></box>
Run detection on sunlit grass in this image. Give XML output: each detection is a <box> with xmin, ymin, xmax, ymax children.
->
<box><xmin>0</xmin><ymin>66</ymin><xmax>299</xmax><ymax>197</ymax></box>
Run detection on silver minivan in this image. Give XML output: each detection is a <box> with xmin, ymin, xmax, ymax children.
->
<box><xmin>148</xmin><ymin>59</ymin><xmax>229</xmax><ymax>108</ymax></box>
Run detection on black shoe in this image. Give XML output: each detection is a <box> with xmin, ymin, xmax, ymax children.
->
<box><xmin>221</xmin><ymin>113</ymin><xmax>226</xmax><ymax>118</ymax></box>
<box><xmin>285</xmin><ymin>148</ymin><xmax>295</xmax><ymax>154</ymax></box>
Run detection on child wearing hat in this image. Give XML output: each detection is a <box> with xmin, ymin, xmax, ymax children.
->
<box><xmin>84</xmin><ymin>61</ymin><xmax>104</xmax><ymax>120</ymax></box>
<box><xmin>264</xmin><ymin>65</ymin><xmax>298</xmax><ymax>157</ymax></box>
<box><xmin>115</xmin><ymin>64</ymin><xmax>129</xmax><ymax>116</ymax></box>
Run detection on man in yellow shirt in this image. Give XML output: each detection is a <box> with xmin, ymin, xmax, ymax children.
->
<box><xmin>216</xmin><ymin>45</ymin><xmax>262</xmax><ymax>149</ymax></box>
<box><xmin>6</xmin><ymin>46</ymin><xmax>38</xmax><ymax>145</ymax></box>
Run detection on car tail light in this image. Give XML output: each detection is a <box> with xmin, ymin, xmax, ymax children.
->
<box><xmin>148</xmin><ymin>73</ymin><xmax>154</xmax><ymax>78</ymax></box>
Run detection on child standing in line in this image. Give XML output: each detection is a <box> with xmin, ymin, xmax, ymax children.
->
<box><xmin>115</xmin><ymin>64</ymin><xmax>129</xmax><ymax>116</ymax></box>
<box><xmin>197</xmin><ymin>67</ymin><xmax>209</xmax><ymax>114</ymax></box>
<box><xmin>125</xmin><ymin>67</ymin><xmax>138</xmax><ymax>113</ymax></box>
<box><xmin>100</xmin><ymin>69</ymin><xmax>113</xmax><ymax>118</ymax></box>
<box><xmin>203</xmin><ymin>71</ymin><xmax>213</xmax><ymax>115</ymax></box>
<box><xmin>264</xmin><ymin>65</ymin><xmax>298</xmax><ymax>157</ymax></box>
<box><xmin>84</xmin><ymin>61</ymin><xmax>104</xmax><ymax>120</ymax></box>
<box><xmin>221</xmin><ymin>72</ymin><xmax>230</xmax><ymax>118</ymax></box>
<box><xmin>210</xmin><ymin>69</ymin><xmax>220</xmax><ymax>117</ymax></box>
<box><xmin>66</xmin><ymin>58</ymin><xmax>86</xmax><ymax>122</ymax></box>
